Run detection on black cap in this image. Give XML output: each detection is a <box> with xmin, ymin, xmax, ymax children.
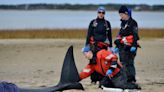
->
<box><xmin>119</xmin><ymin>5</ymin><xmax>128</xmax><ymax>14</ymax></box>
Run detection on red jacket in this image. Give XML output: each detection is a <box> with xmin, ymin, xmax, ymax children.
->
<box><xmin>80</xmin><ymin>49</ymin><xmax>121</xmax><ymax>80</ymax></box>
<box><xmin>95</xmin><ymin>49</ymin><xmax>120</xmax><ymax>76</ymax></box>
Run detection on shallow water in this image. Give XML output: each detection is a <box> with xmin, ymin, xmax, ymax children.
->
<box><xmin>0</xmin><ymin>10</ymin><xmax>164</xmax><ymax>29</ymax></box>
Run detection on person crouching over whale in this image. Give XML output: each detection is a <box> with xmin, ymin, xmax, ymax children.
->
<box><xmin>79</xmin><ymin>45</ymin><xmax>141</xmax><ymax>90</ymax></box>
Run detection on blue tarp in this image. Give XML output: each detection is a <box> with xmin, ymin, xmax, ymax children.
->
<box><xmin>0</xmin><ymin>81</ymin><xmax>19</xmax><ymax>92</ymax></box>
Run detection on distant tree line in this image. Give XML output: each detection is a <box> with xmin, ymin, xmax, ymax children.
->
<box><xmin>0</xmin><ymin>3</ymin><xmax>164</xmax><ymax>11</ymax></box>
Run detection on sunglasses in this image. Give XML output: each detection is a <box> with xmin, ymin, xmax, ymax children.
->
<box><xmin>98</xmin><ymin>12</ymin><xmax>105</xmax><ymax>14</ymax></box>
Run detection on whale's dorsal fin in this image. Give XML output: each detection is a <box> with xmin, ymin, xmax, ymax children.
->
<box><xmin>58</xmin><ymin>45</ymin><xmax>80</xmax><ymax>84</ymax></box>
<box><xmin>19</xmin><ymin>45</ymin><xmax>84</xmax><ymax>92</ymax></box>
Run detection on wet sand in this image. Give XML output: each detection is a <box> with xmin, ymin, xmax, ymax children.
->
<box><xmin>0</xmin><ymin>39</ymin><xmax>164</xmax><ymax>92</ymax></box>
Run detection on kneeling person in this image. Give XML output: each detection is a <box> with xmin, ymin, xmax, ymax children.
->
<box><xmin>80</xmin><ymin>46</ymin><xmax>121</xmax><ymax>82</ymax></box>
<box><xmin>80</xmin><ymin>46</ymin><xmax>140</xmax><ymax>90</ymax></box>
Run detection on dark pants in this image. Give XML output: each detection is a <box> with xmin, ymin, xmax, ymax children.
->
<box><xmin>119</xmin><ymin>47</ymin><xmax>137</xmax><ymax>82</ymax></box>
<box><xmin>100</xmin><ymin>69</ymin><xmax>140</xmax><ymax>89</ymax></box>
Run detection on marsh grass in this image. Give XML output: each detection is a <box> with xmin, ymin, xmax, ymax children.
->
<box><xmin>0</xmin><ymin>28</ymin><xmax>163</xmax><ymax>39</ymax></box>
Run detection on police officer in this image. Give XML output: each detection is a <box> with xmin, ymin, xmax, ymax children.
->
<box><xmin>114</xmin><ymin>5</ymin><xmax>140</xmax><ymax>83</ymax></box>
<box><xmin>84</xmin><ymin>6</ymin><xmax>112</xmax><ymax>83</ymax></box>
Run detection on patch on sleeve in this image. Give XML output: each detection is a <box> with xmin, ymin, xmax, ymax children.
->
<box><xmin>83</xmin><ymin>69</ymin><xmax>91</xmax><ymax>73</ymax></box>
<box><xmin>111</xmin><ymin>65</ymin><xmax>117</xmax><ymax>68</ymax></box>
<box><xmin>105</xmin><ymin>54</ymin><xmax>114</xmax><ymax>60</ymax></box>
<box><xmin>111</xmin><ymin>61</ymin><xmax>117</xmax><ymax>68</ymax></box>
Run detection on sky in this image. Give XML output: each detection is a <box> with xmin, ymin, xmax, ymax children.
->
<box><xmin>0</xmin><ymin>0</ymin><xmax>164</xmax><ymax>5</ymax></box>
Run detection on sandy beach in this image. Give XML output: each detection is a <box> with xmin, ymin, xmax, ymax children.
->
<box><xmin>0</xmin><ymin>38</ymin><xmax>164</xmax><ymax>92</ymax></box>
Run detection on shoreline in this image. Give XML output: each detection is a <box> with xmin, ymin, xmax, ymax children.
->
<box><xmin>0</xmin><ymin>28</ymin><xmax>164</xmax><ymax>39</ymax></box>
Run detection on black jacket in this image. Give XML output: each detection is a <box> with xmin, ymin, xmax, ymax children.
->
<box><xmin>118</xmin><ymin>17</ymin><xmax>139</xmax><ymax>47</ymax></box>
<box><xmin>85</xmin><ymin>17</ymin><xmax>112</xmax><ymax>47</ymax></box>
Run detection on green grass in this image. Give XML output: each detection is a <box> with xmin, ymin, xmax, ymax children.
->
<box><xmin>0</xmin><ymin>28</ymin><xmax>163</xmax><ymax>39</ymax></box>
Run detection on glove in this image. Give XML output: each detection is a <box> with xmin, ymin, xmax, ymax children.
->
<box><xmin>130</xmin><ymin>46</ymin><xmax>136</xmax><ymax>52</ymax></box>
<box><xmin>106</xmin><ymin>69</ymin><xmax>113</xmax><ymax>76</ymax></box>
<box><xmin>106</xmin><ymin>69</ymin><xmax>113</xmax><ymax>78</ymax></box>
<box><xmin>81</xmin><ymin>45</ymin><xmax>90</xmax><ymax>53</ymax></box>
<box><xmin>110</xmin><ymin>47</ymin><xmax>119</xmax><ymax>54</ymax></box>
